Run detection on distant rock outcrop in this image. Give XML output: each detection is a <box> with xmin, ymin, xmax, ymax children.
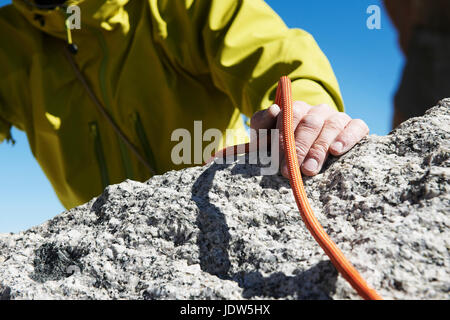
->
<box><xmin>384</xmin><ymin>0</ymin><xmax>450</xmax><ymax>127</ymax></box>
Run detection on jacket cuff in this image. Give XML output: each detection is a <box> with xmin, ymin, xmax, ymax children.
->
<box><xmin>0</xmin><ymin>116</ymin><xmax>14</xmax><ymax>145</ymax></box>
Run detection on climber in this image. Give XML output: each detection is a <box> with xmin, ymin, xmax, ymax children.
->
<box><xmin>0</xmin><ymin>0</ymin><xmax>369</xmax><ymax>210</ymax></box>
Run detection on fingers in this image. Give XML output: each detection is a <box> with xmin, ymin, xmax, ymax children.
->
<box><xmin>280</xmin><ymin>103</ymin><xmax>337</xmax><ymax>177</ymax></box>
<box><xmin>252</xmin><ymin>101</ymin><xmax>369</xmax><ymax>179</ymax></box>
<box><xmin>301</xmin><ymin>112</ymin><xmax>351</xmax><ymax>176</ymax></box>
<box><xmin>250</xmin><ymin>104</ymin><xmax>281</xmax><ymax>130</ymax></box>
<box><xmin>330</xmin><ymin>119</ymin><xmax>369</xmax><ymax>156</ymax></box>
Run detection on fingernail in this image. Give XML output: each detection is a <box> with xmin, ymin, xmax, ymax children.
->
<box><xmin>303</xmin><ymin>158</ymin><xmax>318</xmax><ymax>172</ymax></box>
<box><xmin>268</xmin><ymin>104</ymin><xmax>281</xmax><ymax>117</ymax></box>
<box><xmin>332</xmin><ymin>141</ymin><xmax>343</xmax><ymax>153</ymax></box>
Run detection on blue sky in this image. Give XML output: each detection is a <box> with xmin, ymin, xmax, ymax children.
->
<box><xmin>0</xmin><ymin>0</ymin><xmax>403</xmax><ymax>233</ymax></box>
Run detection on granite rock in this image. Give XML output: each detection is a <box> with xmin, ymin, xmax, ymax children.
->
<box><xmin>0</xmin><ymin>100</ymin><xmax>449</xmax><ymax>300</ymax></box>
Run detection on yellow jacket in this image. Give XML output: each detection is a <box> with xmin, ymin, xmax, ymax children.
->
<box><xmin>0</xmin><ymin>0</ymin><xmax>343</xmax><ymax>209</ymax></box>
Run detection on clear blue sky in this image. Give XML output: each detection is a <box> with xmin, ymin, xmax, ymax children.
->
<box><xmin>0</xmin><ymin>0</ymin><xmax>403</xmax><ymax>233</ymax></box>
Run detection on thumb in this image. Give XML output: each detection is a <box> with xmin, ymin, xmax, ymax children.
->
<box><xmin>250</xmin><ymin>104</ymin><xmax>281</xmax><ymax>130</ymax></box>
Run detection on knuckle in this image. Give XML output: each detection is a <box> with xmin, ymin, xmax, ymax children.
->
<box><xmin>324</xmin><ymin>117</ymin><xmax>344</xmax><ymax>131</ymax></box>
<box><xmin>325</xmin><ymin>113</ymin><xmax>350</xmax><ymax>130</ymax></box>
<box><xmin>293</xmin><ymin>101</ymin><xmax>311</xmax><ymax>110</ymax></box>
<box><xmin>341</xmin><ymin>131</ymin><xmax>358</xmax><ymax>145</ymax></box>
<box><xmin>353</xmin><ymin>119</ymin><xmax>370</xmax><ymax>133</ymax></box>
<box><xmin>299</xmin><ymin>114</ymin><xmax>324</xmax><ymax>131</ymax></box>
<box><xmin>292</xmin><ymin>106</ymin><xmax>306</xmax><ymax>123</ymax></box>
<box><xmin>309</xmin><ymin>103</ymin><xmax>334</xmax><ymax>116</ymax></box>
<box><xmin>310</xmin><ymin>141</ymin><xmax>329</xmax><ymax>156</ymax></box>
<box><xmin>315</xmin><ymin>103</ymin><xmax>332</xmax><ymax>111</ymax></box>
<box><xmin>295</xmin><ymin>143</ymin><xmax>309</xmax><ymax>159</ymax></box>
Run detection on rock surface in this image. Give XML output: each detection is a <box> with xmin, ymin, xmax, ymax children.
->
<box><xmin>0</xmin><ymin>101</ymin><xmax>449</xmax><ymax>300</ymax></box>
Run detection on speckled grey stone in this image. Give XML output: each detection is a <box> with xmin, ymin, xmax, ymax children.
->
<box><xmin>0</xmin><ymin>100</ymin><xmax>449</xmax><ymax>300</ymax></box>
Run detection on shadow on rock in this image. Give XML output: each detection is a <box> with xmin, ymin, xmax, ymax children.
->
<box><xmin>192</xmin><ymin>163</ymin><xmax>232</xmax><ymax>278</ymax></box>
<box><xmin>191</xmin><ymin>161</ymin><xmax>339</xmax><ymax>299</ymax></box>
<box><xmin>234</xmin><ymin>260</ymin><xmax>338</xmax><ymax>299</ymax></box>
<box><xmin>0</xmin><ymin>284</ymin><xmax>11</xmax><ymax>300</ymax></box>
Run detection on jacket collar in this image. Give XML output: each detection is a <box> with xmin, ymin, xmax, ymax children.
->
<box><xmin>12</xmin><ymin>0</ymin><xmax>130</xmax><ymax>38</ymax></box>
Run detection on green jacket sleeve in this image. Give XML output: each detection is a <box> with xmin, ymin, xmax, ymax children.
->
<box><xmin>0</xmin><ymin>4</ymin><xmax>32</xmax><ymax>144</ymax></box>
<box><xmin>150</xmin><ymin>0</ymin><xmax>344</xmax><ymax>117</ymax></box>
<box><xmin>0</xmin><ymin>114</ymin><xmax>12</xmax><ymax>144</ymax></box>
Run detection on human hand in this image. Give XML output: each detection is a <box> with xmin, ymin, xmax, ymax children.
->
<box><xmin>250</xmin><ymin>101</ymin><xmax>369</xmax><ymax>177</ymax></box>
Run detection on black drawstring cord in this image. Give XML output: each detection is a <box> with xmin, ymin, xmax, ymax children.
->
<box><xmin>62</xmin><ymin>45</ymin><xmax>157</xmax><ymax>176</ymax></box>
<box><xmin>22</xmin><ymin>1</ymin><xmax>78</xmax><ymax>54</ymax></box>
<box><xmin>64</xmin><ymin>11</ymin><xmax>78</xmax><ymax>54</ymax></box>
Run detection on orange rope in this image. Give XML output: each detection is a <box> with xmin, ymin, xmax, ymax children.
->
<box><xmin>209</xmin><ymin>76</ymin><xmax>382</xmax><ymax>300</ymax></box>
<box><xmin>277</xmin><ymin>76</ymin><xmax>381</xmax><ymax>300</ymax></box>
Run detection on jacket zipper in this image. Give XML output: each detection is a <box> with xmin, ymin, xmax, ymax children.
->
<box><xmin>133</xmin><ymin>112</ymin><xmax>158</xmax><ymax>174</ymax></box>
<box><xmin>89</xmin><ymin>121</ymin><xmax>110</xmax><ymax>189</ymax></box>
<box><xmin>64</xmin><ymin>19</ymin><xmax>155</xmax><ymax>182</ymax></box>
<box><xmin>93</xmin><ymin>28</ymin><xmax>134</xmax><ymax>180</ymax></box>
